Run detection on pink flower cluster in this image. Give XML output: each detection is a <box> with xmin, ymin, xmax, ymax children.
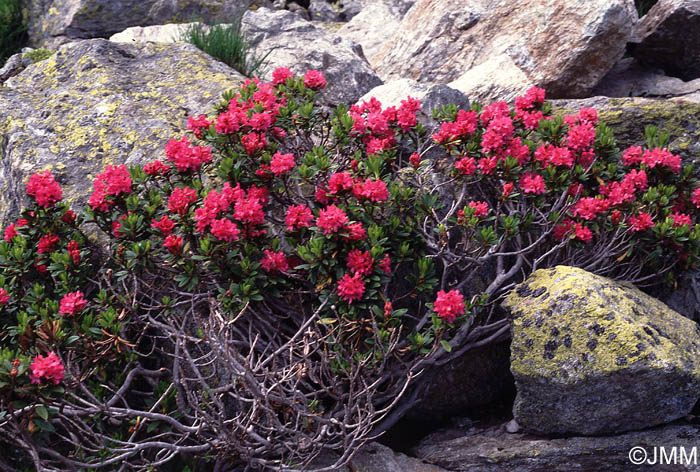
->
<box><xmin>433</xmin><ymin>290</ymin><xmax>465</xmax><ymax>323</ymax></box>
<box><xmin>59</xmin><ymin>291</ymin><xmax>88</xmax><ymax>316</ymax></box>
<box><xmin>29</xmin><ymin>351</ymin><xmax>65</xmax><ymax>385</ymax></box>
<box><xmin>88</xmin><ymin>165</ymin><xmax>133</xmax><ymax>211</ymax></box>
<box><xmin>26</xmin><ymin>171</ymin><xmax>63</xmax><ymax>209</ymax></box>
<box><xmin>350</xmin><ymin>95</ymin><xmax>421</xmax><ymax>156</ymax></box>
<box><xmin>164</xmin><ymin>136</ymin><xmax>213</xmax><ymax>173</ymax></box>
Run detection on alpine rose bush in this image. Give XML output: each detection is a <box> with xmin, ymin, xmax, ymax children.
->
<box><xmin>0</xmin><ymin>69</ymin><xmax>697</xmax><ymax>472</ymax></box>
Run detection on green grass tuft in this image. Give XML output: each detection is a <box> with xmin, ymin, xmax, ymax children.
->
<box><xmin>23</xmin><ymin>47</ymin><xmax>53</xmax><ymax>63</ymax></box>
<box><xmin>0</xmin><ymin>0</ymin><xmax>28</xmax><ymax>66</ymax></box>
<box><xmin>179</xmin><ymin>18</ymin><xmax>272</xmax><ymax>78</ymax></box>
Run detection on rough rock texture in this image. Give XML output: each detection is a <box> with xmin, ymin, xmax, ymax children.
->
<box><xmin>337</xmin><ymin>0</ymin><xmax>415</xmax><ymax>63</ymax></box>
<box><xmin>550</xmin><ymin>96</ymin><xmax>700</xmax><ymax>168</ymax></box>
<box><xmin>0</xmin><ymin>48</ymin><xmax>41</xmax><ymax>83</ymax></box>
<box><xmin>631</xmin><ymin>0</ymin><xmax>700</xmax><ymax>81</ymax></box>
<box><xmin>0</xmin><ymin>39</ymin><xmax>245</xmax><ymax>224</ymax></box>
<box><xmin>372</xmin><ymin>0</ymin><xmax>637</xmax><ymax>98</ymax></box>
<box><xmin>357</xmin><ymin>78</ymin><xmax>469</xmax><ymax>128</ymax></box>
<box><xmin>109</xmin><ymin>23</ymin><xmax>192</xmax><ymax>43</ymax></box>
<box><xmin>308</xmin><ymin>0</ymin><xmax>342</xmax><ymax>21</ymax></box>
<box><xmin>413</xmin><ymin>420</ymin><xmax>700</xmax><ymax>471</ymax></box>
<box><xmin>503</xmin><ymin>266</ymin><xmax>700</xmax><ymax>435</ymax></box>
<box><xmin>447</xmin><ymin>54</ymin><xmax>535</xmax><ymax>104</ymax></box>
<box><xmin>23</xmin><ymin>0</ymin><xmax>252</xmax><ymax>48</ymax></box>
<box><xmin>317</xmin><ymin>442</ymin><xmax>449</xmax><ymax>472</ymax></box>
<box><xmin>592</xmin><ymin>57</ymin><xmax>700</xmax><ymax>98</ymax></box>
<box><xmin>406</xmin><ymin>342</ymin><xmax>514</xmax><ymax>422</ymax></box>
<box><xmin>241</xmin><ymin>8</ymin><xmax>382</xmax><ymax>105</ymax></box>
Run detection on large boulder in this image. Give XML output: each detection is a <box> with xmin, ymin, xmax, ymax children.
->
<box><xmin>371</xmin><ymin>0</ymin><xmax>637</xmax><ymax>98</ymax></box>
<box><xmin>337</xmin><ymin>0</ymin><xmax>414</xmax><ymax>63</ymax></box>
<box><xmin>631</xmin><ymin>0</ymin><xmax>700</xmax><ymax>81</ymax></box>
<box><xmin>109</xmin><ymin>23</ymin><xmax>191</xmax><ymax>43</ymax></box>
<box><xmin>550</xmin><ymin>96</ymin><xmax>700</xmax><ymax>168</ymax></box>
<box><xmin>503</xmin><ymin>266</ymin><xmax>700</xmax><ymax>435</ymax></box>
<box><xmin>23</xmin><ymin>0</ymin><xmax>253</xmax><ymax>48</ymax></box>
<box><xmin>0</xmin><ymin>39</ymin><xmax>245</xmax><ymax>224</ymax></box>
<box><xmin>413</xmin><ymin>421</ymin><xmax>700</xmax><ymax>471</ymax></box>
<box><xmin>447</xmin><ymin>54</ymin><xmax>534</xmax><ymax>104</ymax></box>
<box><xmin>592</xmin><ymin>57</ymin><xmax>700</xmax><ymax>99</ymax></box>
<box><xmin>240</xmin><ymin>8</ymin><xmax>382</xmax><ymax>105</ymax></box>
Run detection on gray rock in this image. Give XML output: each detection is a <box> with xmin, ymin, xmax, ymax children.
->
<box><xmin>23</xmin><ymin>0</ymin><xmax>253</xmax><ymax>48</ymax></box>
<box><xmin>357</xmin><ymin>78</ymin><xmax>469</xmax><ymax>128</ymax></box>
<box><xmin>109</xmin><ymin>23</ymin><xmax>194</xmax><ymax>43</ymax></box>
<box><xmin>413</xmin><ymin>420</ymin><xmax>700</xmax><ymax>471</ymax></box>
<box><xmin>337</xmin><ymin>0</ymin><xmax>415</xmax><ymax>63</ymax></box>
<box><xmin>503</xmin><ymin>266</ymin><xmax>700</xmax><ymax>435</ymax></box>
<box><xmin>0</xmin><ymin>39</ymin><xmax>245</xmax><ymax>224</ymax></box>
<box><xmin>593</xmin><ymin>57</ymin><xmax>700</xmax><ymax>98</ymax></box>
<box><xmin>241</xmin><ymin>8</ymin><xmax>382</xmax><ymax>105</ymax></box>
<box><xmin>317</xmin><ymin>442</ymin><xmax>449</xmax><ymax>472</ymax></box>
<box><xmin>287</xmin><ymin>1</ymin><xmax>312</xmax><ymax>21</ymax></box>
<box><xmin>447</xmin><ymin>54</ymin><xmax>535</xmax><ymax>104</ymax></box>
<box><xmin>631</xmin><ymin>0</ymin><xmax>700</xmax><ymax>81</ymax></box>
<box><xmin>0</xmin><ymin>49</ymin><xmax>38</xmax><ymax>83</ymax></box>
<box><xmin>308</xmin><ymin>0</ymin><xmax>342</xmax><ymax>22</ymax></box>
<box><xmin>372</xmin><ymin>0</ymin><xmax>637</xmax><ymax>98</ymax></box>
<box><xmin>405</xmin><ymin>342</ymin><xmax>513</xmax><ymax>422</ymax></box>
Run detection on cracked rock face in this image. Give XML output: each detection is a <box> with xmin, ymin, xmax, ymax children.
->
<box><xmin>371</xmin><ymin>0</ymin><xmax>637</xmax><ymax>99</ymax></box>
<box><xmin>0</xmin><ymin>39</ymin><xmax>245</xmax><ymax>224</ymax></box>
<box><xmin>23</xmin><ymin>0</ymin><xmax>253</xmax><ymax>48</ymax></box>
<box><xmin>503</xmin><ymin>266</ymin><xmax>700</xmax><ymax>435</ymax></box>
<box><xmin>631</xmin><ymin>0</ymin><xmax>700</xmax><ymax>81</ymax></box>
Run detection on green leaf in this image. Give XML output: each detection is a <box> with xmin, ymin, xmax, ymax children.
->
<box><xmin>440</xmin><ymin>340</ymin><xmax>452</xmax><ymax>353</ymax></box>
<box><xmin>35</xmin><ymin>405</ymin><xmax>48</xmax><ymax>420</ymax></box>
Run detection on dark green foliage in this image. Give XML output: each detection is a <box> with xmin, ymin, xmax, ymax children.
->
<box><xmin>180</xmin><ymin>18</ymin><xmax>271</xmax><ymax>78</ymax></box>
<box><xmin>0</xmin><ymin>0</ymin><xmax>27</xmax><ymax>66</ymax></box>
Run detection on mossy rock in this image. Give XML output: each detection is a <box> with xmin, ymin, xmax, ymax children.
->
<box><xmin>0</xmin><ymin>39</ymin><xmax>245</xmax><ymax>224</ymax></box>
<box><xmin>503</xmin><ymin>266</ymin><xmax>700</xmax><ymax>435</ymax></box>
<box><xmin>551</xmin><ymin>96</ymin><xmax>700</xmax><ymax>168</ymax></box>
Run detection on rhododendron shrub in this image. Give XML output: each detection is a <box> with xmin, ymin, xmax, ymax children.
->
<box><xmin>0</xmin><ymin>71</ymin><xmax>698</xmax><ymax>471</ymax></box>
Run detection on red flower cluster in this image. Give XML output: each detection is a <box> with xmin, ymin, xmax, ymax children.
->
<box><xmin>144</xmin><ymin>160</ymin><xmax>170</xmax><ymax>176</ymax></box>
<box><xmin>336</xmin><ymin>272</ymin><xmax>365</xmax><ymax>304</ymax></box>
<box><xmin>0</xmin><ymin>287</ymin><xmax>10</xmax><ymax>304</ymax></box>
<box><xmin>433</xmin><ymin>290</ymin><xmax>465</xmax><ymax>323</ymax></box>
<box><xmin>303</xmin><ymin>70</ymin><xmax>327</xmax><ymax>90</ymax></box>
<box><xmin>270</xmin><ymin>152</ymin><xmax>295</xmax><ymax>175</ymax></box>
<box><xmin>187</xmin><ymin>114</ymin><xmax>213</xmax><ymax>139</ymax></box>
<box><xmin>164</xmin><ymin>234</ymin><xmax>183</xmax><ymax>254</ymax></box>
<box><xmin>29</xmin><ymin>351</ymin><xmax>65</xmax><ymax>385</ymax></box>
<box><xmin>164</xmin><ymin>136</ymin><xmax>213</xmax><ymax>172</ymax></box>
<box><xmin>4</xmin><ymin>218</ymin><xmax>28</xmax><ymax>241</ymax></box>
<box><xmin>285</xmin><ymin>204</ymin><xmax>313</xmax><ymax>232</ymax></box>
<box><xmin>68</xmin><ymin>240</ymin><xmax>81</xmax><ymax>265</ymax></box>
<box><xmin>272</xmin><ymin>67</ymin><xmax>293</xmax><ymax>85</ymax></box>
<box><xmin>519</xmin><ymin>172</ymin><xmax>546</xmax><ymax>195</ymax></box>
<box><xmin>37</xmin><ymin>234</ymin><xmax>59</xmax><ymax>254</ymax></box>
<box><xmin>347</xmin><ymin>250</ymin><xmax>373</xmax><ymax>276</ymax></box>
<box><xmin>432</xmin><ymin>109</ymin><xmax>478</xmax><ymax>144</ymax></box>
<box><xmin>353</xmin><ymin>178</ymin><xmax>389</xmax><ymax>202</ymax></box>
<box><xmin>59</xmin><ymin>291</ymin><xmax>88</xmax><ymax>316</ymax></box>
<box><xmin>317</xmin><ymin>205</ymin><xmax>348</xmax><ymax>234</ymax></box>
<box><xmin>26</xmin><ymin>171</ymin><xmax>63</xmax><ymax>209</ymax></box>
<box><xmin>468</xmin><ymin>201</ymin><xmax>489</xmax><ymax>217</ymax></box>
<box><xmin>89</xmin><ymin>165</ymin><xmax>133</xmax><ymax>211</ymax></box>
<box><xmin>152</xmin><ymin>215</ymin><xmax>175</xmax><ymax>236</ymax></box>
<box><xmin>350</xmin><ymin>95</ymin><xmax>421</xmax><ymax>156</ymax></box>
<box><xmin>168</xmin><ymin>187</ymin><xmax>198</xmax><ymax>216</ymax></box>
<box><xmin>261</xmin><ymin>250</ymin><xmax>289</xmax><ymax>272</ymax></box>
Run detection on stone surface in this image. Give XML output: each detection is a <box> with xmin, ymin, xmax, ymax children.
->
<box><xmin>23</xmin><ymin>0</ymin><xmax>252</xmax><ymax>48</ymax></box>
<box><xmin>0</xmin><ymin>39</ymin><xmax>245</xmax><ymax>224</ymax></box>
<box><xmin>593</xmin><ymin>57</ymin><xmax>700</xmax><ymax>98</ymax></box>
<box><xmin>357</xmin><ymin>78</ymin><xmax>469</xmax><ymax>128</ymax></box>
<box><xmin>550</xmin><ymin>96</ymin><xmax>700</xmax><ymax>168</ymax></box>
<box><xmin>109</xmin><ymin>23</ymin><xmax>193</xmax><ymax>43</ymax></box>
<box><xmin>319</xmin><ymin>442</ymin><xmax>449</xmax><ymax>472</ymax></box>
<box><xmin>631</xmin><ymin>0</ymin><xmax>700</xmax><ymax>81</ymax></box>
<box><xmin>503</xmin><ymin>266</ymin><xmax>700</xmax><ymax>435</ymax></box>
<box><xmin>447</xmin><ymin>54</ymin><xmax>535</xmax><ymax>104</ymax></box>
<box><xmin>372</xmin><ymin>0</ymin><xmax>636</xmax><ymax>98</ymax></box>
<box><xmin>241</xmin><ymin>8</ymin><xmax>382</xmax><ymax>105</ymax></box>
<box><xmin>413</xmin><ymin>420</ymin><xmax>700</xmax><ymax>471</ymax></box>
<box><xmin>308</xmin><ymin>0</ymin><xmax>342</xmax><ymax>21</ymax></box>
<box><xmin>0</xmin><ymin>48</ymin><xmax>39</xmax><ymax>83</ymax></box>
<box><xmin>337</xmin><ymin>0</ymin><xmax>415</xmax><ymax>63</ymax></box>
<box><xmin>405</xmin><ymin>342</ymin><xmax>514</xmax><ymax>422</ymax></box>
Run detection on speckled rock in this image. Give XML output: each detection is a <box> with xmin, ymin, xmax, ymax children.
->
<box><xmin>631</xmin><ymin>0</ymin><xmax>700</xmax><ymax>81</ymax></box>
<box><xmin>550</xmin><ymin>96</ymin><xmax>700</xmax><ymax>169</ymax></box>
<box><xmin>357</xmin><ymin>78</ymin><xmax>469</xmax><ymax>128</ymax></box>
<box><xmin>413</xmin><ymin>420</ymin><xmax>700</xmax><ymax>471</ymax></box>
<box><xmin>337</xmin><ymin>0</ymin><xmax>415</xmax><ymax>63</ymax></box>
<box><xmin>23</xmin><ymin>0</ymin><xmax>252</xmax><ymax>48</ymax></box>
<box><xmin>315</xmin><ymin>442</ymin><xmax>449</xmax><ymax>472</ymax></box>
<box><xmin>0</xmin><ymin>39</ymin><xmax>245</xmax><ymax>224</ymax></box>
<box><xmin>109</xmin><ymin>23</ymin><xmax>193</xmax><ymax>43</ymax></box>
<box><xmin>240</xmin><ymin>8</ymin><xmax>382</xmax><ymax>105</ymax></box>
<box><xmin>372</xmin><ymin>0</ymin><xmax>637</xmax><ymax>98</ymax></box>
<box><xmin>503</xmin><ymin>266</ymin><xmax>700</xmax><ymax>435</ymax></box>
